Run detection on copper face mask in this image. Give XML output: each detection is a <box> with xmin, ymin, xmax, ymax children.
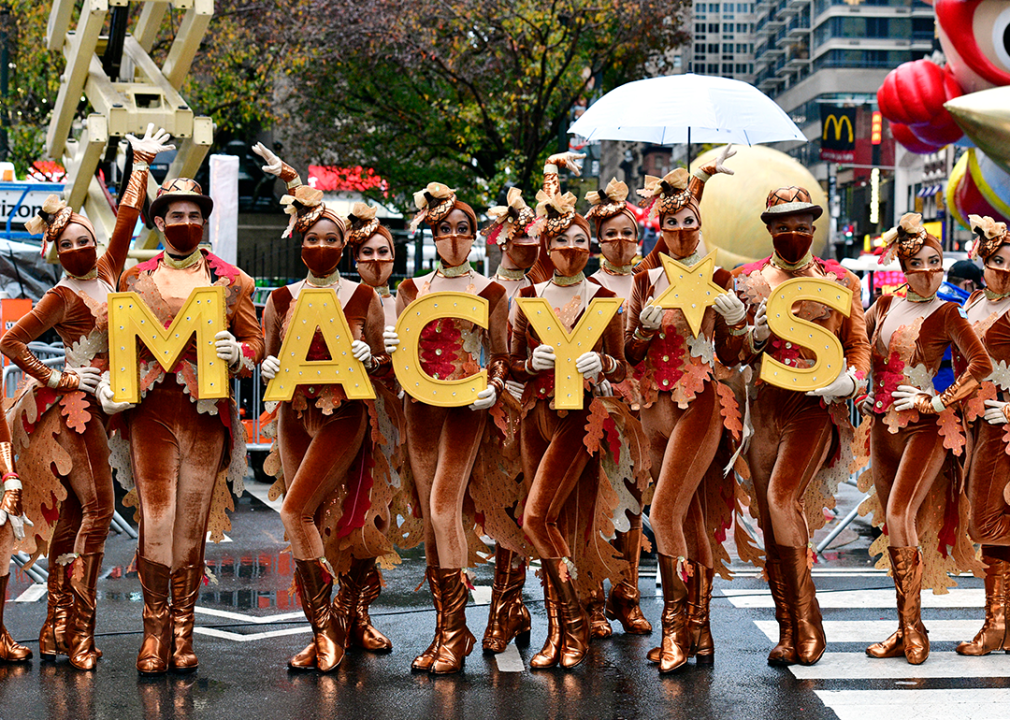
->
<box><xmin>772</xmin><ymin>231</ymin><xmax>814</xmax><ymax>264</ymax></box>
<box><xmin>661</xmin><ymin>228</ymin><xmax>700</xmax><ymax>258</ymax></box>
<box><xmin>549</xmin><ymin>246</ymin><xmax>590</xmax><ymax>277</ymax></box>
<box><xmin>985</xmin><ymin>265</ymin><xmax>1010</xmax><ymax>296</ymax></box>
<box><xmin>601</xmin><ymin>237</ymin><xmax>638</xmax><ymax>266</ymax></box>
<box><xmin>162</xmin><ymin>221</ymin><xmax>205</xmax><ymax>255</ymax></box>
<box><xmin>302</xmin><ymin>244</ymin><xmax>343</xmax><ymax>277</ymax></box>
<box><xmin>505</xmin><ymin>240</ymin><xmax>540</xmax><ymax>270</ymax></box>
<box><xmin>356</xmin><ymin>258</ymin><xmax>394</xmax><ymax>287</ymax></box>
<box><xmin>904</xmin><ymin>267</ymin><xmax>943</xmax><ymax>298</ymax></box>
<box><xmin>434</xmin><ymin>234</ymin><xmax>473</xmax><ymax>267</ymax></box>
<box><xmin>59</xmin><ymin>245</ymin><xmax>97</xmax><ymax>277</ymax></box>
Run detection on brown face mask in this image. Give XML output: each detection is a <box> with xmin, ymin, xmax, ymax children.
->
<box><xmin>904</xmin><ymin>267</ymin><xmax>943</xmax><ymax>298</ymax></box>
<box><xmin>163</xmin><ymin>222</ymin><xmax>205</xmax><ymax>255</ymax></box>
<box><xmin>985</xmin><ymin>265</ymin><xmax>1010</xmax><ymax>296</ymax></box>
<box><xmin>505</xmin><ymin>240</ymin><xmax>540</xmax><ymax>270</ymax></box>
<box><xmin>601</xmin><ymin>238</ymin><xmax>638</xmax><ymax>267</ymax></box>
<box><xmin>356</xmin><ymin>258</ymin><xmax>394</xmax><ymax>287</ymax></box>
<box><xmin>549</xmin><ymin>246</ymin><xmax>590</xmax><ymax>277</ymax></box>
<box><xmin>434</xmin><ymin>234</ymin><xmax>473</xmax><ymax>267</ymax></box>
<box><xmin>59</xmin><ymin>245</ymin><xmax>97</xmax><ymax>277</ymax></box>
<box><xmin>772</xmin><ymin>231</ymin><xmax>814</xmax><ymax>264</ymax></box>
<box><xmin>302</xmin><ymin>244</ymin><xmax>343</xmax><ymax>277</ymax></box>
<box><xmin>661</xmin><ymin>228</ymin><xmax>700</xmax><ymax>258</ymax></box>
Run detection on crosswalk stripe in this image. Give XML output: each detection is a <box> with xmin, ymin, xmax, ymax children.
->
<box><xmin>194</xmin><ymin>626</ymin><xmax>311</xmax><ymax>642</ymax></box>
<box><xmin>754</xmin><ymin>619</ymin><xmax>983</xmax><ymax>643</ymax></box>
<box><xmin>495</xmin><ymin>643</ymin><xmax>525</xmax><ymax>672</ymax></box>
<box><xmin>790</xmin><ymin>652</ymin><xmax>1010</xmax><ymax>680</ymax></box>
<box><xmin>722</xmin><ymin>587</ymin><xmax>983</xmax><ymax>608</ymax></box>
<box><xmin>814</xmin><ymin>689</ymin><xmax>1010</xmax><ymax>720</ymax></box>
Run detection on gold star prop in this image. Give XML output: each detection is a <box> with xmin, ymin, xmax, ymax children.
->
<box><xmin>652</xmin><ymin>251</ymin><xmax>726</xmax><ymax>337</ymax></box>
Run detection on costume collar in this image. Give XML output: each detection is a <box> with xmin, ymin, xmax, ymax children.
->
<box><xmin>162</xmin><ymin>248</ymin><xmax>203</xmax><ymax>270</ymax></box>
<box><xmin>673</xmin><ymin>250</ymin><xmax>702</xmax><ymax>267</ymax></box>
<box><xmin>306</xmin><ymin>268</ymin><xmax>341</xmax><ymax>287</ymax></box>
<box><xmin>985</xmin><ymin>288</ymin><xmax>1010</xmax><ymax>301</ymax></box>
<box><xmin>601</xmin><ymin>258</ymin><xmax>634</xmax><ymax>275</ymax></box>
<box><xmin>66</xmin><ymin>268</ymin><xmax>98</xmax><ymax>281</ymax></box>
<box><xmin>906</xmin><ymin>288</ymin><xmax>937</xmax><ymax>303</ymax></box>
<box><xmin>435</xmin><ymin>261</ymin><xmax>472</xmax><ymax>278</ymax></box>
<box><xmin>373</xmin><ymin>284</ymin><xmax>391</xmax><ymax>297</ymax></box>
<box><xmin>552</xmin><ymin>271</ymin><xmax>586</xmax><ymax>287</ymax></box>
<box><xmin>495</xmin><ymin>265</ymin><xmax>527</xmax><ymax>281</ymax></box>
<box><xmin>770</xmin><ymin>251</ymin><xmax>813</xmax><ymax>273</ymax></box>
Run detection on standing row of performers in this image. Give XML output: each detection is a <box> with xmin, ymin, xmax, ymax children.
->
<box><xmin>0</xmin><ymin>127</ymin><xmax>1006</xmax><ymax>677</ymax></box>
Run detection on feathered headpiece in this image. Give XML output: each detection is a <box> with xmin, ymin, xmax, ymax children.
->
<box><xmin>482</xmin><ymin>187</ymin><xmax>536</xmax><ymax>247</ymax></box>
<box><xmin>585</xmin><ymin>177</ymin><xmax>638</xmax><ymax>239</ymax></box>
<box><xmin>346</xmin><ymin>201</ymin><xmax>394</xmax><ymax>256</ymax></box>
<box><xmin>25</xmin><ymin>194</ymin><xmax>96</xmax><ymax>257</ymax></box>
<box><xmin>637</xmin><ymin>169</ymin><xmax>698</xmax><ymax>220</ymax></box>
<box><xmin>969</xmin><ymin>214</ymin><xmax>1009</xmax><ymax>261</ymax></box>
<box><xmin>279</xmin><ymin>185</ymin><xmax>344</xmax><ymax>239</ymax></box>
<box><xmin>410</xmin><ymin>182</ymin><xmax>457</xmax><ymax>233</ymax></box>
<box><xmin>880</xmin><ymin>212</ymin><xmax>937</xmax><ymax>265</ymax></box>
<box><xmin>533</xmin><ymin>189</ymin><xmax>580</xmax><ymax>239</ymax></box>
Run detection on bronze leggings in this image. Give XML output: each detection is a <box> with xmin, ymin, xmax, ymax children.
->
<box><xmin>967</xmin><ymin>422</ymin><xmax>1010</xmax><ymax>545</ymax></box>
<box><xmin>404</xmin><ymin>402</ymin><xmax>486</xmax><ymax>569</ymax></box>
<box><xmin>129</xmin><ymin>382</ymin><xmax>228</xmax><ymax>571</ymax></box>
<box><xmin>747</xmin><ymin>387</ymin><xmax>835</xmax><ymax>549</ymax></box>
<box><xmin>277</xmin><ymin>399</ymin><xmax>369</xmax><ymax>560</ymax></box>
<box><xmin>871</xmin><ymin>416</ymin><xmax>949</xmax><ymax>547</ymax></box>
<box><xmin>520</xmin><ymin>401</ymin><xmax>594</xmax><ymax>560</ymax></box>
<box><xmin>642</xmin><ymin>384</ymin><xmax>724</xmax><ymax>563</ymax></box>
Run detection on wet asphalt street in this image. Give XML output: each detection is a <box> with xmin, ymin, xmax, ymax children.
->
<box><xmin>0</xmin><ymin>479</ymin><xmax>1006</xmax><ymax>720</ymax></box>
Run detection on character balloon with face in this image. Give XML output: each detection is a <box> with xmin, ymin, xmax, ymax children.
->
<box><xmin>95</xmin><ymin>168</ymin><xmax>264</xmax><ymax>676</ymax></box>
<box><xmin>954</xmin><ymin>215</ymin><xmax>1010</xmax><ymax>657</ymax></box>
<box><xmin>730</xmin><ymin>187</ymin><xmax>871</xmax><ymax>668</ymax></box>
<box><xmin>382</xmin><ymin>183</ymin><xmax>510</xmax><ymax>674</ymax></box>
<box><xmin>859</xmin><ymin>213</ymin><xmax>990</xmax><ymax>665</ymax></box>
<box><xmin>3</xmin><ymin>125</ymin><xmax>172</xmax><ymax>670</ymax></box>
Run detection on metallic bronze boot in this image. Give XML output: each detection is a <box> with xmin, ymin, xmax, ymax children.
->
<box><xmin>293</xmin><ymin>558</ymin><xmax>345</xmax><ymax>673</ymax></box>
<box><xmin>765</xmin><ymin>557</ymin><xmax>798</xmax><ymax>666</ymax></box>
<box><xmin>543</xmin><ymin>559</ymin><xmax>589</xmax><ymax>669</ymax></box>
<box><xmin>136</xmin><ymin>556</ymin><xmax>172</xmax><ymax>676</ymax></box>
<box><xmin>606</xmin><ymin>520</ymin><xmax>653</xmax><ymax>635</ymax></box>
<box><xmin>482</xmin><ymin>547</ymin><xmax>531</xmax><ymax>653</ymax></box>
<box><xmin>585</xmin><ymin>582</ymin><xmax>612</xmax><ymax>639</ymax></box>
<box><xmin>169</xmin><ymin>563</ymin><xmax>203</xmax><ymax>672</ymax></box>
<box><xmin>340</xmin><ymin>558</ymin><xmax>393</xmax><ymax>652</ymax></box>
<box><xmin>39</xmin><ymin>559</ymin><xmax>73</xmax><ymax>660</ymax></box>
<box><xmin>530</xmin><ymin>572</ymin><xmax>562</xmax><ymax>669</ymax></box>
<box><xmin>68</xmin><ymin>553</ymin><xmax>103</xmax><ymax>670</ymax></box>
<box><xmin>0</xmin><ymin>575</ymin><xmax>31</xmax><ymax>662</ymax></box>
<box><xmin>777</xmin><ymin>545</ymin><xmax>825</xmax><ymax>666</ymax></box>
<box><xmin>686</xmin><ymin>559</ymin><xmax>715</xmax><ymax>664</ymax></box>
<box><xmin>430</xmin><ymin>568</ymin><xmax>475</xmax><ymax>674</ymax></box>
<box><xmin>957</xmin><ymin>547</ymin><xmax>1010</xmax><ymax>656</ymax></box>
<box><xmin>653</xmin><ymin>553</ymin><xmax>690</xmax><ymax>673</ymax></box>
<box><xmin>412</xmin><ymin>566</ymin><xmax>443</xmax><ymax>672</ymax></box>
<box><xmin>888</xmin><ymin>546</ymin><xmax>929</xmax><ymax>665</ymax></box>
<box><xmin>866</xmin><ymin>550</ymin><xmax>906</xmax><ymax>660</ymax></box>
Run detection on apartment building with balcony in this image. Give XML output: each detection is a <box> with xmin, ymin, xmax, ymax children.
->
<box><xmin>687</xmin><ymin>2</ymin><xmax>759</xmax><ymax>82</ymax></box>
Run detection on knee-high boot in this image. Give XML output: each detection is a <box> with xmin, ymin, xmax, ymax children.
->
<box><xmin>0</xmin><ymin>575</ymin><xmax>31</xmax><ymax>662</ymax></box>
<box><xmin>169</xmin><ymin>563</ymin><xmax>203</xmax><ymax>672</ymax></box>
<box><xmin>530</xmin><ymin>570</ymin><xmax>562</xmax><ymax>669</ymax></box>
<box><xmin>542</xmin><ymin>558</ymin><xmax>589</xmax><ymax>669</ymax></box>
<box><xmin>651</xmin><ymin>553</ymin><xmax>690</xmax><ymax>673</ymax></box>
<box><xmin>777</xmin><ymin>545</ymin><xmax>825</xmax><ymax>666</ymax></box>
<box><xmin>482</xmin><ymin>547</ymin><xmax>531</xmax><ymax>653</ymax></box>
<box><xmin>411</xmin><ymin>565</ymin><xmax>443</xmax><ymax>672</ymax></box>
<box><xmin>686</xmin><ymin>559</ymin><xmax>715</xmax><ymax>664</ymax></box>
<box><xmin>67</xmin><ymin>553</ymin><xmax>103</xmax><ymax>670</ymax></box>
<box><xmin>430</xmin><ymin>568</ymin><xmax>475</xmax><ymax>674</ymax></box>
<box><xmin>606</xmin><ymin>519</ymin><xmax>652</xmax><ymax>635</ymax></box>
<box><xmin>292</xmin><ymin>558</ymin><xmax>345</xmax><ymax>673</ymax></box>
<box><xmin>338</xmin><ymin>557</ymin><xmax>393</xmax><ymax>652</ymax></box>
<box><xmin>957</xmin><ymin>546</ymin><xmax>1010</xmax><ymax>656</ymax></box>
<box><xmin>890</xmin><ymin>546</ymin><xmax>929</xmax><ymax>665</ymax></box>
<box><xmin>136</xmin><ymin>556</ymin><xmax>172</xmax><ymax>675</ymax></box>
<box><xmin>765</xmin><ymin>555</ymin><xmax>798</xmax><ymax>666</ymax></box>
<box><xmin>39</xmin><ymin>560</ymin><xmax>73</xmax><ymax>660</ymax></box>
<box><xmin>584</xmin><ymin>582</ymin><xmax>612</xmax><ymax>639</ymax></box>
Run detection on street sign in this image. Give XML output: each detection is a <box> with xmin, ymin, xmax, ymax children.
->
<box><xmin>820</xmin><ymin>106</ymin><xmax>856</xmax><ymax>163</ymax></box>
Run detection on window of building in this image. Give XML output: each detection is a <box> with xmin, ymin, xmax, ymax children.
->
<box><xmin>913</xmin><ymin>17</ymin><xmax>934</xmax><ymax>41</ymax></box>
<box><xmin>736</xmin><ymin>23</ymin><xmax>748</xmax><ymax>32</ymax></box>
<box><xmin>736</xmin><ymin>43</ymin><xmax>748</xmax><ymax>52</ymax></box>
<box><xmin>707</xmin><ymin>63</ymin><xmax>720</xmax><ymax>73</ymax></box>
<box><xmin>723</xmin><ymin>63</ymin><xmax>734</xmax><ymax>74</ymax></box>
<box><xmin>708</xmin><ymin>3</ymin><xmax>720</xmax><ymax>12</ymax></box>
<box><xmin>708</xmin><ymin>23</ymin><xmax>720</xmax><ymax>32</ymax></box>
<box><xmin>723</xmin><ymin>2</ymin><xmax>734</xmax><ymax>11</ymax></box>
<box><xmin>735</xmin><ymin>63</ymin><xmax>749</xmax><ymax>73</ymax></box>
<box><xmin>708</xmin><ymin>43</ymin><xmax>720</xmax><ymax>53</ymax></box>
<box><xmin>736</xmin><ymin>3</ymin><xmax>749</xmax><ymax>11</ymax></box>
<box><xmin>695</xmin><ymin>23</ymin><xmax>706</xmax><ymax>34</ymax></box>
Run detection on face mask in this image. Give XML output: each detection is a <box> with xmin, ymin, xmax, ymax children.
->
<box><xmin>772</xmin><ymin>231</ymin><xmax>814</xmax><ymax>264</ymax></box>
<box><xmin>661</xmin><ymin>228</ymin><xmax>700</xmax><ymax>258</ymax></box>
<box><xmin>505</xmin><ymin>240</ymin><xmax>540</xmax><ymax>270</ymax></box>
<box><xmin>601</xmin><ymin>238</ymin><xmax>638</xmax><ymax>266</ymax></box>
<box><xmin>549</xmin><ymin>246</ymin><xmax>589</xmax><ymax>277</ymax></box>
<box><xmin>301</xmin><ymin>244</ymin><xmax>343</xmax><ymax>277</ymax></box>
<box><xmin>162</xmin><ymin>221</ymin><xmax>204</xmax><ymax>255</ymax></box>
<box><xmin>59</xmin><ymin>245</ymin><xmax>97</xmax><ymax>278</ymax></box>
<box><xmin>986</xmin><ymin>265</ymin><xmax>1010</xmax><ymax>296</ymax></box>
<box><xmin>434</xmin><ymin>233</ymin><xmax>473</xmax><ymax>267</ymax></box>
<box><xmin>904</xmin><ymin>267</ymin><xmax>943</xmax><ymax>298</ymax></box>
<box><xmin>356</xmin><ymin>258</ymin><xmax>393</xmax><ymax>287</ymax></box>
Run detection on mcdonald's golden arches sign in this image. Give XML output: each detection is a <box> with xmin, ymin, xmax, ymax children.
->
<box><xmin>820</xmin><ymin>105</ymin><xmax>856</xmax><ymax>162</ymax></box>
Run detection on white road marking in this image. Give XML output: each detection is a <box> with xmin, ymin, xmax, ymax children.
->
<box><xmin>754</xmin><ymin>619</ymin><xmax>985</xmax><ymax>643</ymax></box>
<box><xmin>194</xmin><ymin>626</ymin><xmax>311</xmax><ymax>642</ymax></box>
<box><xmin>790</xmin><ymin>652</ymin><xmax>1010</xmax><ymax>680</ymax></box>
<box><xmin>244</xmin><ymin>484</ymin><xmax>284</xmax><ymax>513</ymax></box>
<box><xmin>15</xmin><ymin>584</ymin><xmax>47</xmax><ymax>603</ymax></box>
<box><xmin>723</xmin><ymin>587</ymin><xmax>983</xmax><ymax>609</ymax></box>
<box><xmin>471</xmin><ymin>585</ymin><xmax>492</xmax><ymax>606</ymax></box>
<box><xmin>194</xmin><ymin>607</ymin><xmax>306</xmax><ymax>624</ymax></box>
<box><xmin>815</xmin><ymin>688</ymin><xmax>1010</xmax><ymax>720</ymax></box>
<box><xmin>205</xmin><ymin>532</ymin><xmax>232</xmax><ymax>543</ymax></box>
<box><xmin>495</xmin><ymin>643</ymin><xmax>525</xmax><ymax>673</ymax></box>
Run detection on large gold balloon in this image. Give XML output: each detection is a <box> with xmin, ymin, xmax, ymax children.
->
<box><xmin>690</xmin><ymin>145</ymin><xmax>828</xmax><ymax>267</ymax></box>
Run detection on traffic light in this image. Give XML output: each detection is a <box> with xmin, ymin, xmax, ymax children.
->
<box><xmin>871</xmin><ymin>111</ymin><xmax>882</xmax><ymax>145</ymax></box>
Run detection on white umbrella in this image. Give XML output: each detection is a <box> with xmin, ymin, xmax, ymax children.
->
<box><xmin>568</xmin><ymin>74</ymin><xmax>805</xmax><ymax>146</ymax></box>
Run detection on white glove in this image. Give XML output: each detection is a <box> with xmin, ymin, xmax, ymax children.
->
<box><xmin>469</xmin><ymin>386</ymin><xmax>497</xmax><ymax>411</ymax></box>
<box><xmin>805</xmin><ymin>367</ymin><xmax>856</xmax><ymax>403</ymax></box>
<box><xmin>383</xmin><ymin>326</ymin><xmax>400</xmax><ymax>355</ymax></box>
<box><xmin>251</xmin><ymin>142</ymin><xmax>283</xmax><ymax>176</ymax></box>
<box><xmin>547</xmin><ymin>151</ymin><xmax>585</xmax><ymax>176</ymax></box>
<box><xmin>97</xmin><ymin>378</ymin><xmax>134</xmax><ymax>415</ymax></box>
<box><xmin>69</xmin><ymin>366</ymin><xmax>102</xmax><ymax>395</ymax></box>
<box><xmin>713</xmin><ymin>292</ymin><xmax>746</xmax><ymax>326</ymax></box>
<box><xmin>597</xmin><ymin>379</ymin><xmax>614</xmax><ymax>397</ymax></box>
<box><xmin>215</xmin><ymin>330</ymin><xmax>242</xmax><ymax>367</ymax></box>
<box><xmin>713</xmin><ymin>143</ymin><xmax>737</xmax><ymax>176</ymax></box>
<box><xmin>892</xmin><ymin>384</ymin><xmax>938</xmax><ymax>413</ymax></box>
<box><xmin>505</xmin><ymin>380</ymin><xmax>525</xmax><ymax>402</ymax></box>
<box><xmin>126</xmin><ymin>123</ymin><xmax>175</xmax><ymax>158</ymax></box>
<box><xmin>531</xmin><ymin>344</ymin><xmax>556</xmax><ymax>372</ymax></box>
<box><xmin>575</xmin><ymin>351</ymin><xmax>604</xmax><ymax>382</ymax></box>
<box><xmin>351</xmin><ymin>340</ymin><xmax>372</xmax><ymax>365</ymax></box>
<box><xmin>753</xmin><ymin>300</ymin><xmax>770</xmax><ymax>344</ymax></box>
<box><xmin>639</xmin><ymin>296</ymin><xmax>664</xmax><ymax>332</ymax></box>
<box><xmin>984</xmin><ymin>399</ymin><xmax>1009</xmax><ymax>425</ymax></box>
<box><xmin>261</xmin><ymin>355</ymin><xmax>281</xmax><ymax>381</ymax></box>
